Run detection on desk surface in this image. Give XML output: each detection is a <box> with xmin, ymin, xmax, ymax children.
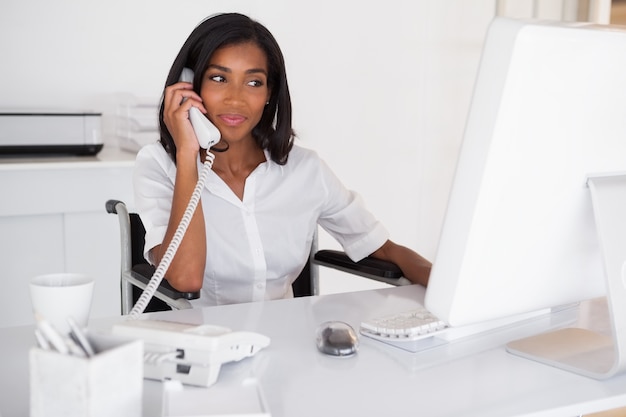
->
<box><xmin>2</xmin><ymin>285</ymin><xmax>626</xmax><ymax>417</ymax></box>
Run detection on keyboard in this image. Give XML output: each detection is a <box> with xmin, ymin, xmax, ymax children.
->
<box><xmin>360</xmin><ymin>304</ymin><xmax>559</xmax><ymax>353</ymax></box>
<box><xmin>360</xmin><ymin>306</ymin><xmax>450</xmax><ymax>352</ymax></box>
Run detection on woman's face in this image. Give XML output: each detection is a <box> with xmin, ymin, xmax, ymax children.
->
<box><xmin>200</xmin><ymin>42</ymin><xmax>271</xmax><ymax>145</ymax></box>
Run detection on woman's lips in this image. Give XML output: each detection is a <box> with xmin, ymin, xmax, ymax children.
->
<box><xmin>219</xmin><ymin>114</ymin><xmax>246</xmax><ymax>126</ymax></box>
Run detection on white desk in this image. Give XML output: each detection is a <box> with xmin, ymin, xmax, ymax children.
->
<box><xmin>1</xmin><ymin>285</ymin><xmax>625</xmax><ymax>416</ymax></box>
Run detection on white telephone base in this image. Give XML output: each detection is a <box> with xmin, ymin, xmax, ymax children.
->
<box><xmin>112</xmin><ymin>319</ymin><xmax>270</xmax><ymax>387</ymax></box>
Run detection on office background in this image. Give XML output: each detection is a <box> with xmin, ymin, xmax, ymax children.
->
<box><xmin>0</xmin><ymin>0</ymin><xmax>496</xmax><ymax>254</ymax></box>
<box><xmin>0</xmin><ymin>0</ymin><xmax>615</xmax><ymax>326</ymax></box>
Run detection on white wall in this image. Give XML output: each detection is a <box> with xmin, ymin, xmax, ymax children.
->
<box><xmin>0</xmin><ymin>0</ymin><xmax>496</xmax><ymax>292</ymax></box>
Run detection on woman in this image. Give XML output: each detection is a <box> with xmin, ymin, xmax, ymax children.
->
<box><xmin>134</xmin><ymin>12</ymin><xmax>431</xmax><ymax>307</ymax></box>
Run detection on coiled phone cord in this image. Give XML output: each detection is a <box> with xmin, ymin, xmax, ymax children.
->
<box><xmin>129</xmin><ymin>151</ymin><xmax>215</xmax><ymax>317</ymax></box>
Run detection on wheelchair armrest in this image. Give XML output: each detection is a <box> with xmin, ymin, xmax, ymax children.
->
<box><xmin>131</xmin><ymin>264</ymin><xmax>200</xmax><ymax>300</ymax></box>
<box><xmin>313</xmin><ymin>249</ymin><xmax>410</xmax><ymax>286</ymax></box>
<box><xmin>105</xmin><ymin>199</ymin><xmax>123</xmax><ymax>214</ymax></box>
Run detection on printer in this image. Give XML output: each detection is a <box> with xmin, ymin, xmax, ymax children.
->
<box><xmin>0</xmin><ymin>111</ymin><xmax>103</xmax><ymax>156</ymax></box>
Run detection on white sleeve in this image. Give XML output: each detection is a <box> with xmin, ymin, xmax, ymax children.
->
<box><xmin>132</xmin><ymin>144</ymin><xmax>176</xmax><ymax>263</ymax></box>
<box><xmin>316</xmin><ymin>158</ymin><xmax>389</xmax><ymax>262</ymax></box>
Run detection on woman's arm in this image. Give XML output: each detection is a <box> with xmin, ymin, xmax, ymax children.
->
<box><xmin>370</xmin><ymin>240</ymin><xmax>432</xmax><ymax>287</ymax></box>
<box><xmin>150</xmin><ymin>152</ymin><xmax>206</xmax><ymax>292</ymax></box>
<box><xmin>150</xmin><ymin>81</ymin><xmax>208</xmax><ymax>292</ymax></box>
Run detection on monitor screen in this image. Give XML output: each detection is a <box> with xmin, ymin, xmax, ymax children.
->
<box><xmin>425</xmin><ymin>17</ymin><xmax>626</xmax><ymax>327</ymax></box>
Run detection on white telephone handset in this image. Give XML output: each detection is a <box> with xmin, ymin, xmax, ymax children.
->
<box><xmin>179</xmin><ymin>68</ymin><xmax>221</xmax><ymax>149</ymax></box>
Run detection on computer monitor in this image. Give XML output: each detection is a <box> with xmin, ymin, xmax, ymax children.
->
<box><xmin>424</xmin><ymin>17</ymin><xmax>626</xmax><ymax>330</ymax></box>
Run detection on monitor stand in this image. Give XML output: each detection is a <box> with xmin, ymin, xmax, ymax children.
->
<box><xmin>506</xmin><ymin>173</ymin><xmax>626</xmax><ymax>379</ymax></box>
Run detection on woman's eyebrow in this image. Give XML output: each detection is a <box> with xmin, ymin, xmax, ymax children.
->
<box><xmin>208</xmin><ymin>64</ymin><xmax>231</xmax><ymax>72</ymax></box>
<box><xmin>208</xmin><ymin>64</ymin><xmax>267</xmax><ymax>76</ymax></box>
<box><xmin>247</xmin><ymin>68</ymin><xmax>268</xmax><ymax>76</ymax></box>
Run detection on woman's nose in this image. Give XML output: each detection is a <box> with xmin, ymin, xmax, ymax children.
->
<box><xmin>223</xmin><ymin>84</ymin><xmax>245</xmax><ymax>104</ymax></box>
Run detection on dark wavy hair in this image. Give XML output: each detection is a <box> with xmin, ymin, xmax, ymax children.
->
<box><xmin>158</xmin><ymin>13</ymin><xmax>294</xmax><ymax>164</ymax></box>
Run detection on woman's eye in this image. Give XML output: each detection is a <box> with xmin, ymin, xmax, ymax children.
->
<box><xmin>247</xmin><ymin>79</ymin><xmax>265</xmax><ymax>87</ymax></box>
<box><xmin>209</xmin><ymin>75</ymin><xmax>226</xmax><ymax>83</ymax></box>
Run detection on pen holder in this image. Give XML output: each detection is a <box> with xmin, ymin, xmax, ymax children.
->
<box><xmin>29</xmin><ymin>332</ymin><xmax>143</xmax><ymax>417</ymax></box>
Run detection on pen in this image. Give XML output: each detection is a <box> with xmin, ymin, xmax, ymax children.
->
<box><xmin>64</xmin><ymin>335</ymin><xmax>87</xmax><ymax>358</ymax></box>
<box><xmin>35</xmin><ymin>316</ymin><xmax>69</xmax><ymax>355</ymax></box>
<box><xmin>34</xmin><ymin>328</ymin><xmax>51</xmax><ymax>351</ymax></box>
<box><xmin>67</xmin><ymin>317</ymin><xmax>95</xmax><ymax>357</ymax></box>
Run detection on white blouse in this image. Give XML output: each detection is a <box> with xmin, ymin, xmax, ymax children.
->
<box><xmin>133</xmin><ymin>142</ymin><xmax>388</xmax><ymax>307</ymax></box>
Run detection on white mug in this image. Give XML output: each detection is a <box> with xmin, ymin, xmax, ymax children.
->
<box><xmin>29</xmin><ymin>273</ymin><xmax>94</xmax><ymax>334</ymax></box>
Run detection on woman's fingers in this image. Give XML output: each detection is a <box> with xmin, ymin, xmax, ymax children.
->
<box><xmin>163</xmin><ymin>82</ymin><xmax>207</xmax><ymax>150</ymax></box>
<box><xmin>165</xmin><ymin>82</ymin><xmax>206</xmax><ymax>112</ymax></box>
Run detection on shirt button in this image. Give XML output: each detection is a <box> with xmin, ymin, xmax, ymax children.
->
<box><xmin>256</xmin><ymin>283</ymin><xmax>265</xmax><ymax>289</ymax></box>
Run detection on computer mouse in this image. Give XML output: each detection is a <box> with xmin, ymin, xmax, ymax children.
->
<box><xmin>315</xmin><ymin>321</ymin><xmax>359</xmax><ymax>357</ymax></box>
